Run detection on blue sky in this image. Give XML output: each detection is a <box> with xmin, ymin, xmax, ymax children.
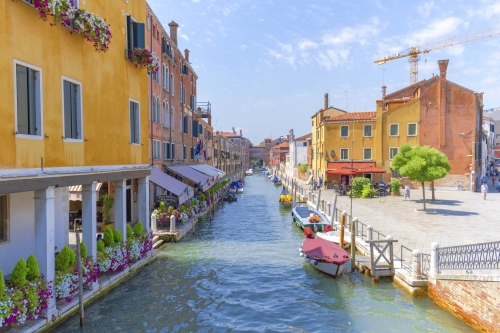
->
<box><xmin>148</xmin><ymin>0</ymin><xmax>500</xmax><ymax>144</ymax></box>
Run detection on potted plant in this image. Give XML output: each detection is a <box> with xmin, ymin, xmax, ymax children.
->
<box><xmin>101</xmin><ymin>194</ymin><xmax>115</xmax><ymax>231</ymax></box>
<box><xmin>390</xmin><ymin>178</ymin><xmax>401</xmax><ymax>196</ymax></box>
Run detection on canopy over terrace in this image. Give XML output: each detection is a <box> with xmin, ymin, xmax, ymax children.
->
<box><xmin>187</xmin><ymin>164</ymin><xmax>224</xmax><ymax>188</ymax></box>
<box><xmin>326</xmin><ymin>162</ymin><xmax>386</xmax><ymax>175</ymax></box>
<box><xmin>69</xmin><ymin>182</ymin><xmax>103</xmax><ymax>201</ymax></box>
<box><xmin>150</xmin><ymin>168</ymin><xmax>193</xmax><ymax>205</ymax></box>
<box><xmin>165</xmin><ymin>165</ymin><xmax>211</xmax><ymax>191</ymax></box>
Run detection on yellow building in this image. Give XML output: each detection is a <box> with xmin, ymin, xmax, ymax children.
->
<box><xmin>1</xmin><ymin>0</ymin><xmax>150</xmax><ymax>317</ymax></box>
<box><xmin>312</xmin><ymin>92</ymin><xmax>420</xmax><ymax>185</ymax></box>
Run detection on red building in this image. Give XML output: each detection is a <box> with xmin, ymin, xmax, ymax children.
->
<box><xmin>270</xmin><ymin>142</ymin><xmax>289</xmax><ymax>169</ymax></box>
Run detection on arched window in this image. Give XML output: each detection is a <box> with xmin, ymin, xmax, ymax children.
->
<box><xmin>152</xmin><ymin>95</ymin><xmax>157</xmax><ymax>122</ymax></box>
<box><xmin>163</xmin><ymin>100</ymin><xmax>170</xmax><ymax>127</ymax></box>
<box><xmin>170</xmin><ymin>74</ymin><xmax>174</xmax><ymax>95</ymax></box>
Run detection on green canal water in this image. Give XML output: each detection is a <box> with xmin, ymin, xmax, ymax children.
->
<box><xmin>53</xmin><ymin>173</ymin><xmax>475</xmax><ymax>333</ymax></box>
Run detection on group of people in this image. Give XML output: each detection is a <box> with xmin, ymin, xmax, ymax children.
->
<box><xmin>309</xmin><ymin>176</ymin><xmax>325</xmax><ymax>191</ymax></box>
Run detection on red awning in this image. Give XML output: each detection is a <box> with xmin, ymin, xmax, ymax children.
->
<box><xmin>326</xmin><ymin>169</ymin><xmax>358</xmax><ymax>175</ymax></box>
<box><xmin>357</xmin><ymin>167</ymin><xmax>386</xmax><ymax>174</ymax></box>
<box><xmin>326</xmin><ymin>162</ymin><xmax>375</xmax><ymax>175</ymax></box>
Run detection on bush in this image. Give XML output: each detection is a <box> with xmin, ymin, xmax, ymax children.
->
<box><xmin>159</xmin><ymin>201</ymin><xmax>166</xmax><ymax>212</ymax></box>
<box><xmin>80</xmin><ymin>242</ymin><xmax>88</xmax><ymax>259</ymax></box>
<box><xmin>97</xmin><ymin>240</ymin><xmax>105</xmax><ymax>252</ymax></box>
<box><xmin>179</xmin><ymin>205</ymin><xmax>185</xmax><ymax>213</ymax></box>
<box><xmin>390</xmin><ymin>178</ymin><xmax>401</xmax><ymax>193</ymax></box>
<box><xmin>126</xmin><ymin>225</ymin><xmax>134</xmax><ymax>239</ymax></box>
<box><xmin>200</xmin><ymin>194</ymin><xmax>205</xmax><ymax>201</ymax></box>
<box><xmin>0</xmin><ymin>270</ymin><xmax>5</xmax><ymax>295</ymax></box>
<box><xmin>113</xmin><ymin>229</ymin><xmax>123</xmax><ymax>243</ymax></box>
<box><xmin>351</xmin><ymin>177</ymin><xmax>371</xmax><ymax>198</ymax></box>
<box><xmin>26</xmin><ymin>254</ymin><xmax>40</xmax><ymax>280</ymax></box>
<box><xmin>134</xmin><ymin>221</ymin><xmax>144</xmax><ymax>235</ymax></box>
<box><xmin>361</xmin><ymin>183</ymin><xmax>377</xmax><ymax>198</ymax></box>
<box><xmin>68</xmin><ymin>246</ymin><xmax>76</xmax><ymax>265</ymax></box>
<box><xmin>299</xmin><ymin>164</ymin><xmax>308</xmax><ymax>173</ymax></box>
<box><xmin>103</xmin><ymin>228</ymin><xmax>114</xmax><ymax>247</ymax></box>
<box><xmin>55</xmin><ymin>246</ymin><xmax>73</xmax><ymax>271</ymax></box>
<box><xmin>10</xmin><ymin>258</ymin><xmax>28</xmax><ymax>287</ymax></box>
<box><xmin>168</xmin><ymin>206</ymin><xmax>174</xmax><ymax>213</ymax></box>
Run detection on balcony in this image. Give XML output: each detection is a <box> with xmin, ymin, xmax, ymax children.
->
<box><xmin>196</xmin><ymin>102</ymin><xmax>211</xmax><ymax>118</ymax></box>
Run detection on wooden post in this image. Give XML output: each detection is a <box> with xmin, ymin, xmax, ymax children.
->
<box><xmin>315</xmin><ymin>189</ymin><xmax>321</xmax><ymax>210</ymax></box>
<box><xmin>351</xmin><ymin>217</ymin><xmax>357</xmax><ymax>271</ymax></box>
<box><xmin>75</xmin><ymin>231</ymin><xmax>85</xmax><ymax>325</ymax></box>
<box><xmin>339</xmin><ymin>211</ymin><xmax>346</xmax><ymax>248</ymax></box>
<box><xmin>329</xmin><ymin>193</ymin><xmax>337</xmax><ymax>226</ymax></box>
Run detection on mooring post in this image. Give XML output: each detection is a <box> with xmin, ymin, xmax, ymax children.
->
<box><xmin>330</xmin><ymin>193</ymin><xmax>337</xmax><ymax>226</ymax></box>
<box><xmin>367</xmin><ymin>225</ymin><xmax>373</xmax><ymax>241</ymax></box>
<box><xmin>170</xmin><ymin>215</ymin><xmax>176</xmax><ymax>233</ymax></box>
<box><xmin>430</xmin><ymin>242</ymin><xmax>439</xmax><ymax>277</ymax></box>
<box><xmin>151</xmin><ymin>213</ymin><xmax>157</xmax><ymax>233</ymax></box>
<box><xmin>351</xmin><ymin>217</ymin><xmax>357</xmax><ymax>271</ymax></box>
<box><xmin>315</xmin><ymin>189</ymin><xmax>322</xmax><ymax>210</ymax></box>
<box><xmin>340</xmin><ymin>211</ymin><xmax>346</xmax><ymax>247</ymax></box>
<box><xmin>75</xmin><ymin>231</ymin><xmax>84</xmax><ymax>325</ymax></box>
<box><xmin>412</xmin><ymin>249</ymin><xmax>422</xmax><ymax>280</ymax></box>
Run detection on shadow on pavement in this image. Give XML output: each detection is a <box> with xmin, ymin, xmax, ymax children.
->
<box><xmin>413</xmin><ymin>199</ymin><xmax>462</xmax><ymax>206</ymax></box>
<box><xmin>432</xmin><ymin>209</ymin><xmax>479</xmax><ymax>216</ymax></box>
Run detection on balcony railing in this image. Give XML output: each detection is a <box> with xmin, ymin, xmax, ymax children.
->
<box><xmin>196</xmin><ymin>102</ymin><xmax>211</xmax><ymax>118</ymax></box>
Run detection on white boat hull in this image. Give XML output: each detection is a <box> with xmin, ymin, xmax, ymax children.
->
<box><xmin>308</xmin><ymin>260</ymin><xmax>351</xmax><ymax>277</ymax></box>
<box><xmin>316</xmin><ymin>230</ymin><xmax>351</xmax><ymax>247</ymax></box>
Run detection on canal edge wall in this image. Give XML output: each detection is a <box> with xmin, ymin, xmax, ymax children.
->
<box><xmin>34</xmin><ymin>252</ymin><xmax>158</xmax><ymax>333</ymax></box>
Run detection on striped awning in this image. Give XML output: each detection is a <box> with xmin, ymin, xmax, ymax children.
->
<box><xmin>69</xmin><ymin>183</ymin><xmax>103</xmax><ymax>192</ymax></box>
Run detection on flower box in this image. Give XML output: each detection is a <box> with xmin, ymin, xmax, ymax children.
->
<box><xmin>127</xmin><ymin>48</ymin><xmax>160</xmax><ymax>74</ymax></box>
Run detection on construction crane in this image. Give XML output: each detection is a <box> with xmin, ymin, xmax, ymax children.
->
<box><xmin>374</xmin><ymin>27</ymin><xmax>500</xmax><ymax>85</ymax></box>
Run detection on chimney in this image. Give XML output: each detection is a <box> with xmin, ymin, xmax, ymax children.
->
<box><xmin>239</xmin><ymin>129</ymin><xmax>242</xmax><ymax>136</ymax></box>
<box><xmin>382</xmin><ymin>86</ymin><xmax>387</xmax><ymax>98</ymax></box>
<box><xmin>324</xmin><ymin>93</ymin><xmax>329</xmax><ymax>110</ymax></box>
<box><xmin>168</xmin><ymin>21</ymin><xmax>179</xmax><ymax>47</ymax></box>
<box><xmin>184</xmin><ymin>49</ymin><xmax>190</xmax><ymax>63</ymax></box>
<box><xmin>232</xmin><ymin>127</ymin><xmax>236</xmax><ymax>134</ymax></box>
<box><xmin>438</xmin><ymin>59</ymin><xmax>449</xmax><ymax>80</ymax></box>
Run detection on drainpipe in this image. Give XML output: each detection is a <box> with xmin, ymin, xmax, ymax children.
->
<box><xmin>149</xmin><ymin>13</ymin><xmax>154</xmax><ymax>167</ymax></box>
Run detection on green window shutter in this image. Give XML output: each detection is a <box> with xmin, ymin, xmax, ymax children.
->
<box><xmin>28</xmin><ymin>68</ymin><xmax>37</xmax><ymax>135</ymax></box>
<box><xmin>134</xmin><ymin>102</ymin><xmax>140</xmax><ymax>143</ymax></box>
<box><xmin>129</xmin><ymin>101</ymin><xmax>135</xmax><ymax>143</ymax></box>
<box><xmin>171</xmin><ymin>143</ymin><xmax>175</xmax><ymax>159</ymax></box>
<box><xmin>16</xmin><ymin>65</ymin><xmax>29</xmax><ymax>134</ymax></box>
<box><xmin>63</xmin><ymin>81</ymin><xmax>73</xmax><ymax>139</ymax></box>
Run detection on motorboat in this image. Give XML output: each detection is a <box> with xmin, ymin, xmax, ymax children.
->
<box><xmin>229</xmin><ymin>181</ymin><xmax>244</xmax><ymax>193</ymax></box>
<box><xmin>272</xmin><ymin>176</ymin><xmax>282</xmax><ymax>186</ymax></box>
<box><xmin>316</xmin><ymin>229</ymin><xmax>351</xmax><ymax>248</ymax></box>
<box><xmin>245</xmin><ymin>169</ymin><xmax>253</xmax><ymax>176</ymax></box>
<box><xmin>223</xmin><ymin>191</ymin><xmax>237</xmax><ymax>202</ymax></box>
<box><xmin>291</xmin><ymin>205</ymin><xmax>330</xmax><ymax>231</ymax></box>
<box><xmin>279</xmin><ymin>186</ymin><xmax>292</xmax><ymax>207</ymax></box>
<box><xmin>300</xmin><ymin>229</ymin><xmax>351</xmax><ymax>278</ymax></box>
<box><xmin>262</xmin><ymin>168</ymin><xmax>269</xmax><ymax>175</ymax></box>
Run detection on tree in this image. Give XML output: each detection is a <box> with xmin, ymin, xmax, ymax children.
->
<box><xmin>390</xmin><ymin>144</ymin><xmax>451</xmax><ymax>210</ymax></box>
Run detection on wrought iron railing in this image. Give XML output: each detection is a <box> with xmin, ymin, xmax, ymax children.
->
<box><xmin>438</xmin><ymin>241</ymin><xmax>500</xmax><ymax>273</ymax></box>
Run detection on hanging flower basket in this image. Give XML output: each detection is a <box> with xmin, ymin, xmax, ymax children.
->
<box><xmin>128</xmin><ymin>48</ymin><xmax>160</xmax><ymax>74</ymax></box>
<box><xmin>31</xmin><ymin>0</ymin><xmax>112</xmax><ymax>52</ymax></box>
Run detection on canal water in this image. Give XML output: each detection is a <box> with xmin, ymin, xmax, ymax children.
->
<box><xmin>53</xmin><ymin>173</ymin><xmax>475</xmax><ymax>333</ymax></box>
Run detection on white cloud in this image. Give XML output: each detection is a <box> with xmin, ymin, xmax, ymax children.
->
<box><xmin>322</xmin><ymin>17</ymin><xmax>381</xmax><ymax>46</ymax></box>
<box><xmin>407</xmin><ymin>17</ymin><xmax>462</xmax><ymax>46</ymax></box>
<box><xmin>468</xmin><ymin>2</ymin><xmax>500</xmax><ymax>19</ymax></box>
<box><xmin>193</xmin><ymin>0</ymin><xmax>200</xmax><ymax>2</ymax></box>
<box><xmin>417</xmin><ymin>1</ymin><xmax>438</xmax><ymax>18</ymax></box>
<box><xmin>240</xmin><ymin>45</ymin><xmax>248</xmax><ymax>50</ymax></box>
<box><xmin>444</xmin><ymin>44</ymin><xmax>464</xmax><ymax>56</ymax></box>
<box><xmin>180</xmin><ymin>34</ymin><xmax>189</xmax><ymax>41</ymax></box>
<box><xmin>297</xmin><ymin>39</ymin><xmax>318</xmax><ymax>51</ymax></box>
<box><xmin>316</xmin><ymin>49</ymin><xmax>350</xmax><ymax>71</ymax></box>
<box><xmin>483</xmin><ymin>76</ymin><xmax>498</xmax><ymax>84</ymax></box>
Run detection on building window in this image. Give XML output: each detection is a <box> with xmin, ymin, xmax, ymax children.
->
<box><xmin>363</xmin><ymin>148</ymin><xmax>372</xmax><ymax>160</ymax></box>
<box><xmin>340</xmin><ymin>148</ymin><xmax>349</xmax><ymax>160</ymax></box>
<box><xmin>0</xmin><ymin>195</ymin><xmax>8</xmax><ymax>244</ymax></box>
<box><xmin>153</xmin><ymin>140</ymin><xmax>160</xmax><ymax>160</ymax></box>
<box><xmin>170</xmin><ymin>106</ymin><xmax>174</xmax><ymax>130</ymax></box>
<box><xmin>302</xmin><ymin>142</ymin><xmax>307</xmax><ymax>146</ymax></box>
<box><xmin>162</xmin><ymin>65</ymin><xmax>169</xmax><ymax>90</ymax></box>
<box><xmin>171</xmin><ymin>143</ymin><xmax>175</xmax><ymax>159</ymax></box>
<box><xmin>389</xmin><ymin>123</ymin><xmax>399</xmax><ymax>136</ymax></box>
<box><xmin>126</xmin><ymin>15</ymin><xmax>145</xmax><ymax>51</ymax></box>
<box><xmin>129</xmin><ymin>100</ymin><xmax>140</xmax><ymax>144</ymax></box>
<box><xmin>340</xmin><ymin>125</ymin><xmax>349</xmax><ymax>138</ymax></box>
<box><xmin>62</xmin><ymin>78</ymin><xmax>83</xmax><ymax>140</ymax></box>
<box><xmin>191</xmin><ymin>147</ymin><xmax>195</xmax><ymax>159</ymax></box>
<box><xmin>363</xmin><ymin>124</ymin><xmax>372</xmax><ymax>137</ymax></box>
<box><xmin>183</xmin><ymin>145</ymin><xmax>186</xmax><ymax>160</ymax></box>
<box><xmin>163</xmin><ymin>142</ymin><xmax>170</xmax><ymax>160</ymax></box>
<box><xmin>163</xmin><ymin>101</ymin><xmax>169</xmax><ymax>127</ymax></box>
<box><xmin>407</xmin><ymin>123</ymin><xmax>417</xmax><ymax>136</ymax></box>
<box><xmin>389</xmin><ymin>147</ymin><xmax>399</xmax><ymax>160</ymax></box>
<box><xmin>15</xmin><ymin>62</ymin><xmax>42</xmax><ymax>137</ymax></box>
<box><xmin>170</xmin><ymin>74</ymin><xmax>174</xmax><ymax>95</ymax></box>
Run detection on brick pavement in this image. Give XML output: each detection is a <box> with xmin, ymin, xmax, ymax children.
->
<box><xmin>278</xmin><ymin>171</ymin><xmax>500</xmax><ymax>255</ymax></box>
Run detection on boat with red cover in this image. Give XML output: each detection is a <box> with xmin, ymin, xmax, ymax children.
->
<box><xmin>300</xmin><ymin>228</ymin><xmax>351</xmax><ymax>277</ymax></box>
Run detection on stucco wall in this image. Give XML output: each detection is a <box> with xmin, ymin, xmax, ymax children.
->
<box><xmin>0</xmin><ymin>191</ymin><xmax>35</xmax><ymax>275</ymax></box>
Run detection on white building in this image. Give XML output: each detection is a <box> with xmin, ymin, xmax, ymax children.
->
<box><xmin>288</xmin><ymin>132</ymin><xmax>311</xmax><ymax>178</ymax></box>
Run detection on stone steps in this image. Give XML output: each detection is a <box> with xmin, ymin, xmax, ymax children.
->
<box><xmin>152</xmin><ymin>235</ymin><xmax>164</xmax><ymax>249</ymax></box>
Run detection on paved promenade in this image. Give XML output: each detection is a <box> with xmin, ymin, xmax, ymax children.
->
<box><xmin>279</xmin><ymin>172</ymin><xmax>500</xmax><ymax>255</ymax></box>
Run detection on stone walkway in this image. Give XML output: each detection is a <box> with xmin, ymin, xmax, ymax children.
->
<box><xmin>277</xmin><ymin>171</ymin><xmax>500</xmax><ymax>255</ymax></box>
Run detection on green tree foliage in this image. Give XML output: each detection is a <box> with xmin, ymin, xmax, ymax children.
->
<box><xmin>299</xmin><ymin>164</ymin><xmax>308</xmax><ymax>173</ymax></box>
<box><xmin>390</xmin><ymin>178</ymin><xmax>401</xmax><ymax>193</ymax></box>
<box><xmin>80</xmin><ymin>242</ymin><xmax>88</xmax><ymax>259</ymax></box>
<box><xmin>103</xmin><ymin>228</ymin><xmax>114</xmax><ymax>247</ymax></box>
<box><xmin>102</xmin><ymin>194</ymin><xmax>115</xmax><ymax>223</ymax></box>
<box><xmin>179</xmin><ymin>205</ymin><xmax>185</xmax><ymax>213</ymax></box>
<box><xmin>168</xmin><ymin>206</ymin><xmax>174</xmax><ymax>213</ymax></box>
<box><xmin>55</xmin><ymin>246</ymin><xmax>75</xmax><ymax>271</ymax></box>
<box><xmin>68</xmin><ymin>245</ymin><xmax>76</xmax><ymax>265</ymax></box>
<box><xmin>351</xmin><ymin>177</ymin><xmax>370</xmax><ymax>198</ymax></box>
<box><xmin>10</xmin><ymin>258</ymin><xmax>28</xmax><ymax>287</ymax></box>
<box><xmin>159</xmin><ymin>201</ymin><xmax>166</xmax><ymax>212</ymax></box>
<box><xmin>134</xmin><ymin>221</ymin><xmax>144</xmax><ymax>235</ymax></box>
<box><xmin>26</xmin><ymin>254</ymin><xmax>40</xmax><ymax>280</ymax></box>
<box><xmin>0</xmin><ymin>270</ymin><xmax>5</xmax><ymax>295</ymax></box>
<box><xmin>390</xmin><ymin>144</ymin><xmax>451</xmax><ymax>210</ymax></box>
<box><xmin>200</xmin><ymin>194</ymin><xmax>206</xmax><ymax>202</ymax></box>
<box><xmin>112</xmin><ymin>229</ymin><xmax>123</xmax><ymax>243</ymax></box>
<box><xmin>97</xmin><ymin>240</ymin><xmax>105</xmax><ymax>252</ymax></box>
<box><xmin>361</xmin><ymin>183</ymin><xmax>377</xmax><ymax>198</ymax></box>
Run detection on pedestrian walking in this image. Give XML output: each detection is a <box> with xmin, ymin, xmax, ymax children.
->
<box><xmin>404</xmin><ymin>182</ymin><xmax>410</xmax><ymax>201</ymax></box>
<box><xmin>481</xmin><ymin>182</ymin><xmax>488</xmax><ymax>200</ymax></box>
<box><xmin>497</xmin><ymin>178</ymin><xmax>500</xmax><ymax>192</ymax></box>
<box><xmin>318</xmin><ymin>176</ymin><xmax>323</xmax><ymax>190</ymax></box>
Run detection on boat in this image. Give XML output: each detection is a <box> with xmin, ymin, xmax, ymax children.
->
<box><xmin>223</xmin><ymin>191</ymin><xmax>237</xmax><ymax>202</ymax></box>
<box><xmin>262</xmin><ymin>168</ymin><xmax>269</xmax><ymax>175</ymax></box>
<box><xmin>316</xmin><ymin>229</ymin><xmax>351</xmax><ymax>248</ymax></box>
<box><xmin>291</xmin><ymin>205</ymin><xmax>330</xmax><ymax>231</ymax></box>
<box><xmin>279</xmin><ymin>186</ymin><xmax>292</xmax><ymax>207</ymax></box>
<box><xmin>300</xmin><ymin>228</ymin><xmax>351</xmax><ymax>277</ymax></box>
<box><xmin>229</xmin><ymin>181</ymin><xmax>244</xmax><ymax>193</ymax></box>
<box><xmin>245</xmin><ymin>169</ymin><xmax>253</xmax><ymax>176</ymax></box>
<box><xmin>272</xmin><ymin>176</ymin><xmax>282</xmax><ymax>186</ymax></box>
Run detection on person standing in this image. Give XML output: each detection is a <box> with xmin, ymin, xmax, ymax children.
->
<box><xmin>481</xmin><ymin>182</ymin><xmax>488</xmax><ymax>200</ymax></box>
<box><xmin>318</xmin><ymin>176</ymin><xmax>323</xmax><ymax>190</ymax></box>
<box><xmin>404</xmin><ymin>182</ymin><xmax>410</xmax><ymax>201</ymax></box>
